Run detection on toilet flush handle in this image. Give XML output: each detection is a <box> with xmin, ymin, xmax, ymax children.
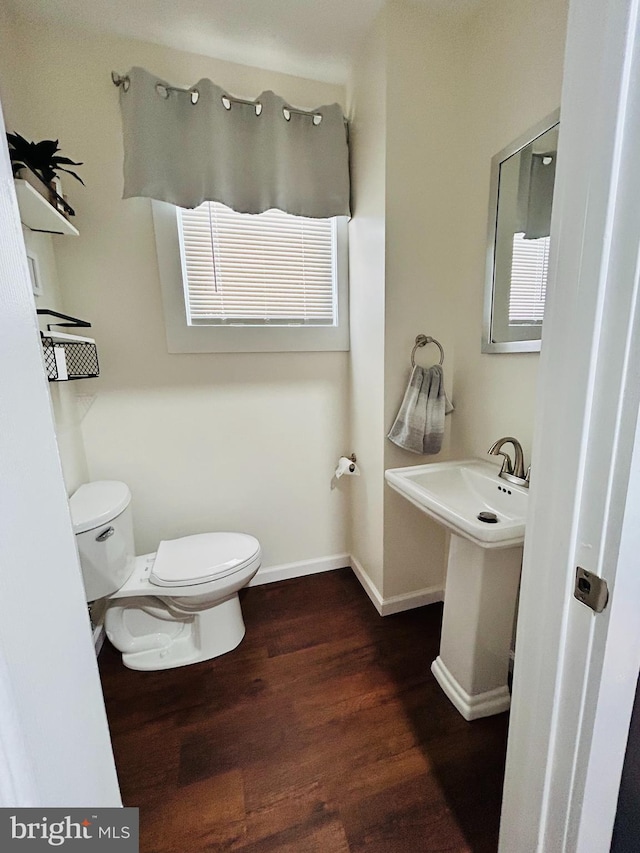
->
<box><xmin>96</xmin><ymin>526</ymin><xmax>115</xmax><ymax>542</ymax></box>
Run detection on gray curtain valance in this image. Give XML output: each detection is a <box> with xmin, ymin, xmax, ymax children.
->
<box><xmin>117</xmin><ymin>67</ymin><xmax>350</xmax><ymax>218</ymax></box>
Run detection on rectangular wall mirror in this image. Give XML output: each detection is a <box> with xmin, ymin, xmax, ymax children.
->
<box><xmin>482</xmin><ymin>109</ymin><xmax>560</xmax><ymax>353</ymax></box>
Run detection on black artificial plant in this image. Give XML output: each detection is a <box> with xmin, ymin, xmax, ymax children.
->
<box><xmin>6</xmin><ymin>132</ymin><xmax>84</xmax><ymax>186</ymax></box>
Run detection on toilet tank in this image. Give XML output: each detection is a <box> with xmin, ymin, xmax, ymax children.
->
<box><xmin>70</xmin><ymin>481</ymin><xmax>136</xmax><ymax>602</ymax></box>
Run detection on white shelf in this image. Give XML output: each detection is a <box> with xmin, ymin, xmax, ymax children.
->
<box><xmin>14</xmin><ymin>179</ymin><xmax>79</xmax><ymax>236</ymax></box>
<box><xmin>47</xmin><ymin>330</ymin><xmax>96</xmax><ymax>344</ymax></box>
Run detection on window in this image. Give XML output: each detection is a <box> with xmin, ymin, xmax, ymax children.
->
<box><xmin>508</xmin><ymin>232</ymin><xmax>550</xmax><ymax>326</ymax></box>
<box><xmin>152</xmin><ymin>200</ymin><xmax>349</xmax><ymax>353</ymax></box>
<box><xmin>179</xmin><ymin>203</ymin><xmax>336</xmax><ymax>327</ymax></box>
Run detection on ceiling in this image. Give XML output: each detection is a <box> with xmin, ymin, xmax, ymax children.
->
<box><xmin>8</xmin><ymin>0</ymin><xmax>480</xmax><ymax>84</ymax></box>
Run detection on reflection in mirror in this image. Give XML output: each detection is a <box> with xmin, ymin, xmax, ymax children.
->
<box><xmin>483</xmin><ymin>110</ymin><xmax>560</xmax><ymax>353</ymax></box>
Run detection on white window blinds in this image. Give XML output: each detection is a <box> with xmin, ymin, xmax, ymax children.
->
<box><xmin>177</xmin><ymin>202</ymin><xmax>337</xmax><ymax>326</ymax></box>
<box><xmin>508</xmin><ymin>232</ymin><xmax>550</xmax><ymax>325</ymax></box>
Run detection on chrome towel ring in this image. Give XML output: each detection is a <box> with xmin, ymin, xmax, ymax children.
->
<box><xmin>411</xmin><ymin>334</ymin><xmax>445</xmax><ymax>367</ymax></box>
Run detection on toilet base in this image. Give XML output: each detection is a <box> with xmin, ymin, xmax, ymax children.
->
<box><xmin>105</xmin><ymin>592</ymin><xmax>246</xmax><ymax>671</ymax></box>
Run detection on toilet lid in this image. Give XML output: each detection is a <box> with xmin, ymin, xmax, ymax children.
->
<box><xmin>150</xmin><ymin>532</ymin><xmax>261</xmax><ymax>588</ymax></box>
<box><xmin>70</xmin><ymin>481</ymin><xmax>131</xmax><ymax>533</ymax></box>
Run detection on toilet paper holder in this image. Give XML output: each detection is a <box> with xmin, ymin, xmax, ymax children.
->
<box><xmin>332</xmin><ymin>453</ymin><xmax>359</xmax><ymax>487</ymax></box>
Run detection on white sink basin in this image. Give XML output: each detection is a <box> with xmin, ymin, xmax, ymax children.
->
<box><xmin>385</xmin><ymin>458</ymin><xmax>528</xmax><ymax>549</ymax></box>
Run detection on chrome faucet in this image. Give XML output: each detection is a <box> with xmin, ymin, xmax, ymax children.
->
<box><xmin>488</xmin><ymin>436</ymin><xmax>530</xmax><ymax>487</ymax></box>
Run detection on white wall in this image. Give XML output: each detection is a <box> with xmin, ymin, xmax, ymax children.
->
<box><xmin>7</xmin><ymin>19</ymin><xmax>351</xmax><ymax>566</ymax></box>
<box><xmin>22</xmin><ymin>227</ymin><xmax>91</xmax><ymax>494</ymax></box>
<box><xmin>0</xmin><ymin>84</ymin><xmax>120</xmax><ymax>808</ymax></box>
<box><xmin>28</xmin><ymin>235</ymin><xmax>90</xmax><ymax>494</ymax></box>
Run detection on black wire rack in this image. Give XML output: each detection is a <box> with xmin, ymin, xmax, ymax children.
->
<box><xmin>41</xmin><ymin>336</ymin><xmax>99</xmax><ymax>381</ymax></box>
<box><xmin>37</xmin><ymin>309</ymin><xmax>100</xmax><ymax>382</ymax></box>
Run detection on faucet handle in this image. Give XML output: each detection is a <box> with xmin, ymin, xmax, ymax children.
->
<box><xmin>488</xmin><ymin>436</ymin><xmax>527</xmax><ymax>479</ymax></box>
<box><xmin>487</xmin><ymin>438</ymin><xmax>514</xmax><ymax>476</ymax></box>
<box><xmin>488</xmin><ymin>439</ymin><xmax>530</xmax><ymax>488</ymax></box>
<box><xmin>494</xmin><ymin>451</ymin><xmax>513</xmax><ymax>476</ymax></box>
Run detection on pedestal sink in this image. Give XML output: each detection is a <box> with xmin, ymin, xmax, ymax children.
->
<box><xmin>385</xmin><ymin>459</ymin><xmax>528</xmax><ymax>720</ymax></box>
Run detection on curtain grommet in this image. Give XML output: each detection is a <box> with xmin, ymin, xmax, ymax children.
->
<box><xmin>156</xmin><ymin>83</ymin><xmax>170</xmax><ymax>100</ymax></box>
<box><xmin>111</xmin><ymin>72</ymin><xmax>130</xmax><ymax>92</ymax></box>
<box><xmin>222</xmin><ymin>94</ymin><xmax>261</xmax><ymax>116</ymax></box>
<box><xmin>190</xmin><ymin>89</ymin><xmax>200</xmax><ymax>105</ymax></box>
<box><xmin>283</xmin><ymin>107</ymin><xmax>322</xmax><ymax>125</ymax></box>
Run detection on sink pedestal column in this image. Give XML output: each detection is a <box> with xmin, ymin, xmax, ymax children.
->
<box><xmin>431</xmin><ymin>533</ymin><xmax>522</xmax><ymax>721</ymax></box>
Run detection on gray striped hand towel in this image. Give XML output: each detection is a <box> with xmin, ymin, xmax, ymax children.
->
<box><xmin>387</xmin><ymin>364</ymin><xmax>454</xmax><ymax>455</ymax></box>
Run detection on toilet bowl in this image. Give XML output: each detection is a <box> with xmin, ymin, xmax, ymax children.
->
<box><xmin>70</xmin><ymin>481</ymin><xmax>261</xmax><ymax>671</ymax></box>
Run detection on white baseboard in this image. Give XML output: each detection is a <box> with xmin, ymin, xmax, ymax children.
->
<box><xmin>381</xmin><ymin>585</ymin><xmax>444</xmax><ymax>616</ymax></box>
<box><xmin>246</xmin><ymin>551</ymin><xmax>444</xmax><ymax>617</ymax></box>
<box><xmin>350</xmin><ymin>554</ymin><xmax>444</xmax><ymax>616</ymax></box>
<box><xmin>349</xmin><ymin>554</ymin><xmax>384</xmax><ymax>614</ymax></box>
<box><xmin>248</xmin><ymin>553</ymin><xmax>350</xmax><ymax>587</ymax></box>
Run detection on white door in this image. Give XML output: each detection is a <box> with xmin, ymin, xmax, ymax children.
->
<box><xmin>0</xmin><ymin>101</ymin><xmax>121</xmax><ymax>805</ymax></box>
<box><xmin>500</xmin><ymin>0</ymin><xmax>640</xmax><ymax>849</ymax></box>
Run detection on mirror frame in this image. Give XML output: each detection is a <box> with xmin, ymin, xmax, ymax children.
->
<box><xmin>482</xmin><ymin>108</ymin><xmax>560</xmax><ymax>354</ymax></box>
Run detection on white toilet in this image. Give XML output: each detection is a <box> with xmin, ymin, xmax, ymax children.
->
<box><xmin>70</xmin><ymin>480</ymin><xmax>261</xmax><ymax>672</ymax></box>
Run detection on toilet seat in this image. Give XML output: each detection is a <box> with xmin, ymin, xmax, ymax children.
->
<box><xmin>150</xmin><ymin>532</ymin><xmax>261</xmax><ymax>588</ymax></box>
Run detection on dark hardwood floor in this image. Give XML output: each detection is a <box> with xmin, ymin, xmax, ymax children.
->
<box><xmin>98</xmin><ymin>568</ymin><xmax>509</xmax><ymax>852</ymax></box>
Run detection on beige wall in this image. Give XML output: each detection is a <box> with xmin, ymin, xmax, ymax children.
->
<box><xmin>0</xmin><ymin>10</ymin><xmax>89</xmax><ymax>495</ymax></box>
<box><xmin>0</xmin><ymin>4</ymin><xmax>24</xmax><ymax>130</ymax></box>
<box><xmin>384</xmin><ymin>0</ymin><xmax>567</xmax><ymax>594</ymax></box>
<box><xmin>382</xmin><ymin>4</ymin><xmax>469</xmax><ymax>599</ymax></box>
<box><xmin>452</xmin><ymin>0</ymin><xmax>568</xmax><ymax>465</ymax></box>
<box><xmin>3</xmin><ymin>0</ymin><xmax>568</xmax><ymax>601</ymax></box>
<box><xmin>6</xmin><ymin>20</ymin><xmax>350</xmax><ymax>563</ymax></box>
<box><xmin>347</xmin><ymin>12</ymin><xmax>387</xmax><ymax>594</ymax></box>
<box><xmin>347</xmin><ymin>0</ymin><xmax>568</xmax><ymax>605</ymax></box>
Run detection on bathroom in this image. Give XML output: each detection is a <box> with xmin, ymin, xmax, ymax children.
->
<box><xmin>1</xmin><ymin>0</ymin><xmax>639</xmax><ymax>850</ymax></box>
